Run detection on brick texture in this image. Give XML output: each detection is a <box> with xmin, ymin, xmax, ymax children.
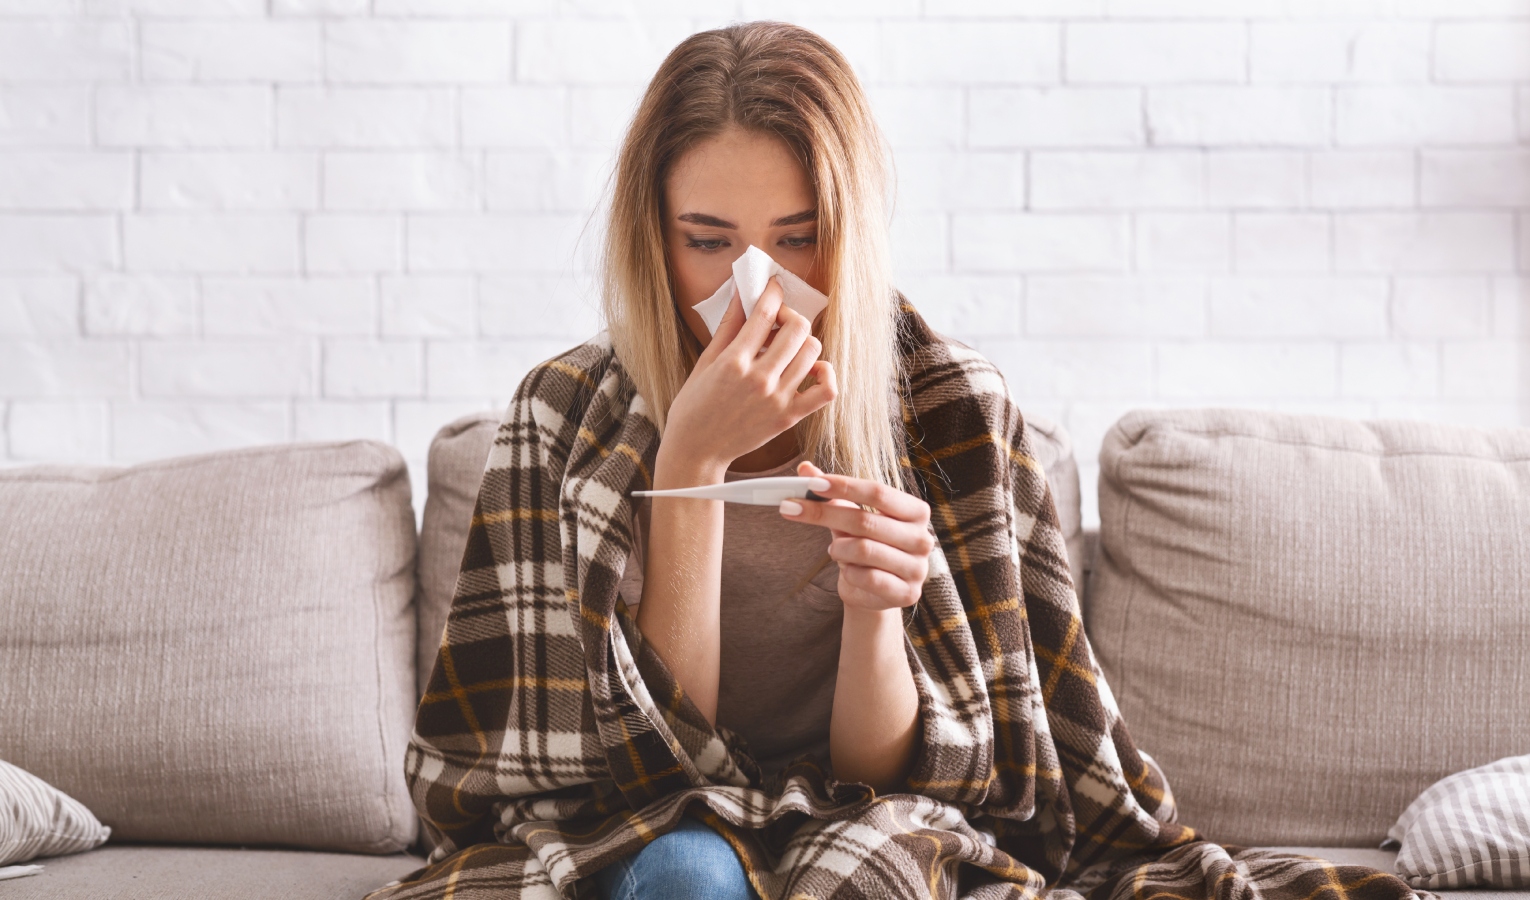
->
<box><xmin>0</xmin><ymin>2</ymin><xmax>1526</xmax><ymax>529</ymax></box>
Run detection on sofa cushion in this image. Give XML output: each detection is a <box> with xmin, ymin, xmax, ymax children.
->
<box><xmin>1387</xmin><ymin>754</ymin><xmax>1530</xmax><ymax>890</ymax></box>
<box><xmin>1265</xmin><ymin>849</ymin><xmax>1530</xmax><ymax>900</ymax></box>
<box><xmin>416</xmin><ymin>409</ymin><xmax>1088</xmax><ymax>700</ymax></box>
<box><xmin>0</xmin><ymin>442</ymin><xmax>420</xmax><ymax>853</ymax></box>
<box><xmin>1087</xmin><ymin>409</ymin><xmax>1530</xmax><ymax>848</ymax></box>
<box><xmin>1024</xmin><ymin>412</ymin><xmax>1086</xmax><ymax>596</ymax></box>
<box><xmin>0</xmin><ymin>759</ymin><xmax>110</xmax><ymax>866</ymax></box>
<box><xmin>0</xmin><ymin>845</ymin><xmax>424</xmax><ymax>900</ymax></box>
<box><xmin>417</xmin><ymin>411</ymin><xmax>502</xmax><ymax>699</ymax></box>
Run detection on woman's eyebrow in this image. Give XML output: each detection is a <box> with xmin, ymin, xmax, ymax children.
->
<box><xmin>676</xmin><ymin>208</ymin><xmax>817</xmax><ymax>228</ymax></box>
<box><xmin>771</xmin><ymin>208</ymin><xmax>817</xmax><ymax>226</ymax></box>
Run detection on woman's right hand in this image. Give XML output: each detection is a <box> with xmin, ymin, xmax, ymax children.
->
<box><xmin>661</xmin><ymin>274</ymin><xmax>838</xmax><ymax>474</ymax></box>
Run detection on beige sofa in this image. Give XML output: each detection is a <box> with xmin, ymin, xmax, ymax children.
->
<box><xmin>0</xmin><ymin>406</ymin><xmax>1524</xmax><ymax>899</ymax></box>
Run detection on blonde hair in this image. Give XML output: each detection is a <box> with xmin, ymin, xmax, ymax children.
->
<box><xmin>598</xmin><ymin>20</ymin><xmax>905</xmax><ymax>487</ymax></box>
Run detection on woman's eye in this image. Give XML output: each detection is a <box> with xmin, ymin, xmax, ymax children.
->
<box><xmin>685</xmin><ymin>238</ymin><xmax>726</xmax><ymax>252</ymax></box>
<box><xmin>781</xmin><ymin>235</ymin><xmax>816</xmax><ymax>249</ymax></box>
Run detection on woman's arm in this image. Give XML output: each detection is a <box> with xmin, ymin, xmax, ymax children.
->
<box><xmin>785</xmin><ymin>460</ymin><xmax>931</xmax><ymax>794</ymax></box>
<box><xmin>632</xmin><ymin>278</ymin><xmax>836</xmax><ymax>726</ymax></box>
<box><xmin>635</xmin><ymin>448</ymin><xmax>729</xmax><ymax>723</ymax></box>
<box><xmin>831</xmin><ymin>606</ymin><xmax>921</xmax><ymax>794</ymax></box>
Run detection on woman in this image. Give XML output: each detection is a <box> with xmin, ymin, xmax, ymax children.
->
<box><xmin>366</xmin><ymin>20</ymin><xmax>1421</xmax><ymax>900</ymax></box>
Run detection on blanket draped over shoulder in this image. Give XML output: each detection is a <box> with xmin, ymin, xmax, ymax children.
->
<box><xmin>364</xmin><ymin>301</ymin><xmax>1422</xmax><ymax>900</ymax></box>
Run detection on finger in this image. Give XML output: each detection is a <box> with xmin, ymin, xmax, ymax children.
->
<box><xmin>787</xmin><ymin>469</ymin><xmax>855</xmax><ymax>512</ymax></box>
<box><xmin>823</xmin><ymin>496</ymin><xmax>857</xmax><ymax>539</ymax></box>
<box><xmin>835</xmin><ymin>573</ymin><xmax>888</xmax><ymax>611</ymax></box>
<box><xmin>700</xmin><ymin>284</ymin><xmax>746</xmax><ymax>359</ymax></box>
<box><xmin>770</xmin><ymin>311</ymin><xmax>818</xmax><ymax>387</ymax></box>
<box><xmin>786</xmin><ymin>359</ymin><xmax>837</xmax><ymax>420</ymax></box>
<box><xmin>796</xmin><ymin>461</ymin><xmax>849</xmax><ymax>534</ymax></box>
<box><xmin>828</xmin><ymin>535</ymin><xmax>927</xmax><ymax>584</ymax></box>
<box><xmin>759</xmin><ymin>301</ymin><xmax>810</xmax><ymax>374</ymax></box>
<box><xmin>799</xmin><ymin>462</ymin><xmax>855</xmax><ymax>509</ymax></box>
<box><xmin>838</xmin><ymin>563</ymin><xmax>920</xmax><ymax>608</ymax></box>
<box><xmin>806</xmin><ymin>470</ymin><xmax>929</xmax><ymax>524</ymax></box>
<box><xmin>786</xmin><ymin>469</ymin><xmax>853</xmax><ymax>537</ymax></box>
<box><xmin>782</xmin><ymin>498</ymin><xmax>935</xmax><ymax>556</ymax></box>
<box><xmin>730</xmin><ymin>274</ymin><xmax>784</xmax><ymax>359</ymax></box>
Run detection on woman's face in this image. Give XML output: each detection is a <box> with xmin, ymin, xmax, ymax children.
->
<box><xmin>663</xmin><ymin>125</ymin><xmax>826</xmax><ymax>349</ymax></box>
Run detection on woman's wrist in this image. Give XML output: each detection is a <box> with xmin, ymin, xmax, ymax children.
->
<box><xmin>654</xmin><ymin>443</ymin><xmax>729</xmax><ymax>489</ymax></box>
<box><xmin>841</xmin><ymin>604</ymin><xmax>906</xmax><ymax>638</ymax></box>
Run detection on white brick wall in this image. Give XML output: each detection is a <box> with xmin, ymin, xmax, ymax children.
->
<box><xmin>1</xmin><ymin>1</ymin><xmax>1527</xmax><ymax>529</ymax></box>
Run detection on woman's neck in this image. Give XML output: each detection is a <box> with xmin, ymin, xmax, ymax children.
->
<box><xmin>729</xmin><ymin>429</ymin><xmax>801</xmax><ymax>474</ymax></box>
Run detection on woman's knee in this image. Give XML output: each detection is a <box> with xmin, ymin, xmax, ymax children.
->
<box><xmin>597</xmin><ymin>815</ymin><xmax>757</xmax><ymax>900</ymax></box>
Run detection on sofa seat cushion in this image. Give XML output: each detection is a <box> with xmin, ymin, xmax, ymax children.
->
<box><xmin>1265</xmin><ymin>849</ymin><xmax>1530</xmax><ymax>900</ymax></box>
<box><xmin>1087</xmin><ymin>409</ymin><xmax>1530</xmax><ymax>848</ymax></box>
<box><xmin>0</xmin><ymin>441</ymin><xmax>420</xmax><ymax>853</ymax></box>
<box><xmin>2</xmin><ymin>846</ymin><xmax>424</xmax><ymax>900</ymax></box>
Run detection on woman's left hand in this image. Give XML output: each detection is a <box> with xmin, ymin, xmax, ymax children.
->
<box><xmin>779</xmin><ymin>460</ymin><xmax>935</xmax><ymax>612</ymax></box>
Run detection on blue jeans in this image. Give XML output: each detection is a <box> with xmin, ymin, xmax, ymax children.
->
<box><xmin>593</xmin><ymin>814</ymin><xmax>760</xmax><ymax>900</ymax></box>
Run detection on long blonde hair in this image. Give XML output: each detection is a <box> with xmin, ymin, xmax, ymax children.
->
<box><xmin>599</xmin><ymin>20</ymin><xmax>905</xmax><ymax>487</ymax></box>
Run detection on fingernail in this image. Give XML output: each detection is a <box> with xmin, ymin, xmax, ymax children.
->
<box><xmin>779</xmin><ymin>499</ymin><xmax>802</xmax><ymax>516</ymax></box>
<box><xmin>808</xmin><ymin>477</ymin><xmax>831</xmax><ymax>492</ymax></box>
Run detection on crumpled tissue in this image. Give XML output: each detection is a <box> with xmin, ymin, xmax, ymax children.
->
<box><xmin>689</xmin><ymin>244</ymin><xmax>828</xmax><ymax>337</ymax></box>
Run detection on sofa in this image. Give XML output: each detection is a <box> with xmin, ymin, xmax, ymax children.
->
<box><xmin>1</xmin><ymin>404</ymin><xmax>1525</xmax><ymax>899</ymax></box>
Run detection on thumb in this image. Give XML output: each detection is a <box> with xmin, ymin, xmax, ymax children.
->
<box><xmin>797</xmin><ymin>460</ymin><xmax>851</xmax><ymax>500</ymax></box>
<box><xmin>802</xmin><ymin>459</ymin><xmax>852</xmax><ymax>539</ymax></box>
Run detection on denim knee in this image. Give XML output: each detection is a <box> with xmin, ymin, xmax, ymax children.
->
<box><xmin>593</xmin><ymin>814</ymin><xmax>758</xmax><ymax>900</ymax></box>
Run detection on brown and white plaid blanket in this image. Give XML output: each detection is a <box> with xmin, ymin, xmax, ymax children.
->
<box><xmin>365</xmin><ymin>301</ymin><xmax>1423</xmax><ymax>900</ymax></box>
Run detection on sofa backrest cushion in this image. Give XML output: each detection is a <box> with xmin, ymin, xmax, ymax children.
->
<box><xmin>0</xmin><ymin>442</ymin><xmax>420</xmax><ymax>853</ymax></box>
<box><xmin>1025</xmin><ymin>413</ymin><xmax>1086</xmax><ymax>597</ymax></box>
<box><xmin>416</xmin><ymin>408</ymin><xmax>1086</xmax><ymax>699</ymax></box>
<box><xmin>1087</xmin><ymin>409</ymin><xmax>1530</xmax><ymax>848</ymax></box>
<box><xmin>417</xmin><ymin>411</ymin><xmax>501</xmax><ymax>699</ymax></box>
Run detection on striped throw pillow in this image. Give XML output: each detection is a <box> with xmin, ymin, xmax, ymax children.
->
<box><xmin>0</xmin><ymin>759</ymin><xmax>111</xmax><ymax>866</ymax></box>
<box><xmin>1384</xmin><ymin>754</ymin><xmax>1530</xmax><ymax>889</ymax></box>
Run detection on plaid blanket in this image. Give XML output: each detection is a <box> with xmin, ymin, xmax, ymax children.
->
<box><xmin>365</xmin><ymin>301</ymin><xmax>1422</xmax><ymax>900</ymax></box>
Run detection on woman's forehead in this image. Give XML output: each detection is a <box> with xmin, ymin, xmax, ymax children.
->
<box><xmin>665</xmin><ymin>128</ymin><xmax>814</xmax><ymax>221</ymax></box>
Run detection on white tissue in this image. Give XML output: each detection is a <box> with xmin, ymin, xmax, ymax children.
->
<box><xmin>689</xmin><ymin>245</ymin><xmax>829</xmax><ymax>337</ymax></box>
